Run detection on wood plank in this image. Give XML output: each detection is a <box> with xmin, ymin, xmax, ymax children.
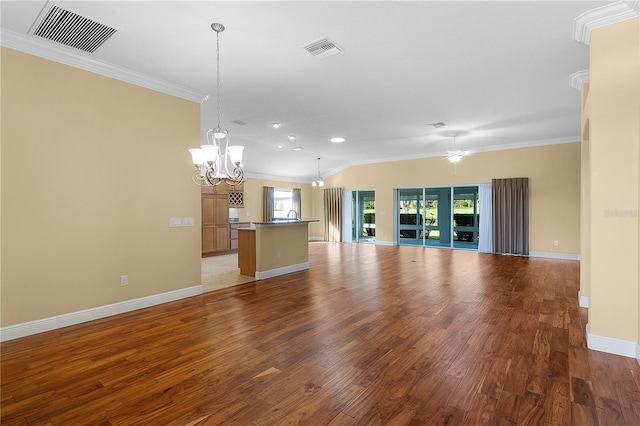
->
<box><xmin>1</xmin><ymin>243</ymin><xmax>636</xmax><ymax>425</ymax></box>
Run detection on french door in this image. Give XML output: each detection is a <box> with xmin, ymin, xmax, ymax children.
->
<box><xmin>397</xmin><ymin>186</ymin><xmax>479</xmax><ymax>249</ymax></box>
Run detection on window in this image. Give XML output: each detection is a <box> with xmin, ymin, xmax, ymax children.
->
<box><xmin>273</xmin><ymin>189</ymin><xmax>293</xmax><ymax>218</ymax></box>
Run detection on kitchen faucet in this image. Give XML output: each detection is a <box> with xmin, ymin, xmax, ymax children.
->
<box><xmin>286</xmin><ymin>210</ymin><xmax>298</xmax><ymax>220</ymax></box>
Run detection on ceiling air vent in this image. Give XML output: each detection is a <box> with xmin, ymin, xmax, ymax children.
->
<box><xmin>30</xmin><ymin>5</ymin><xmax>117</xmax><ymax>53</ymax></box>
<box><xmin>303</xmin><ymin>37</ymin><xmax>343</xmax><ymax>59</ymax></box>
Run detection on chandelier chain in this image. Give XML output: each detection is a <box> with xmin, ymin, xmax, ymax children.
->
<box><xmin>216</xmin><ymin>29</ymin><xmax>221</xmax><ymax>129</ymax></box>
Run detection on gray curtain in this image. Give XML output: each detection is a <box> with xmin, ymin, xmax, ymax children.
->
<box><xmin>324</xmin><ymin>188</ymin><xmax>343</xmax><ymax>242</ymax></box>
<box><xmin>492</xmin><ymin>178</ymin><xmax>529</xmax><ymax>255</ymax></box>
<box><xmin>263</xmin><ymin>186</ymin><xmax>274</xmax><ymax>221</ymax></box>
<box><xmin>292</xmin><ymin>188</ymin><xmax>302</xmax><ymax>219</ymax></box>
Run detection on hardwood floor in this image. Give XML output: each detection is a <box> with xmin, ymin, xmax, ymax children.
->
<box><xmin>2</xmin><ymin>243</ymin><xmax>639</xmax><ymax>425</ymax></box>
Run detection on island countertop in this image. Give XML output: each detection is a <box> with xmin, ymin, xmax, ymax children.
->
<box><xmin>244</xmin><ymin>219</ymin><xmax>319</xmax><ymax>227</ymax></box>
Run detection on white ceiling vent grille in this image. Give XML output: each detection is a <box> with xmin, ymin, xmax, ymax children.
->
<box><xmin>303</xmin><ymin>37</ymin><xmax>343</xmax><ymax>59</ymax></box>
<box><xmin>31</xmin><ymin>5</ymin><xmax>117</xmax><ymax>53</ymax></box>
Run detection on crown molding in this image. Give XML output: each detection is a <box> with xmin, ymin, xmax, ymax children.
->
<box><xmin>574</xmin><ymin>1</ymin><xmax>639</xmax><ymax>44</ymax></box>
<box><xmin>570</xmin><ymin>70</ymin><xmax>590</xmax><ymax>90</ymax></box>
<box><xmin>1</xmin><ymin>29</ymin><xmax>207</xmax><ymax>103</ymax></box>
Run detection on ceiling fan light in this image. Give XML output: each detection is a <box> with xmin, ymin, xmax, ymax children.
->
<box><xmin>319</xmin><ymin>180</ymin><xmax>325</xmax><ymax>187</ymax></box>
<box><xmin>448</xmin><ymin>155</ymin><xmax>462</xmax><ymax>163</ymax></box>
<box><xmin>312</xmin><ymin>181</ymin><xmax>317</xmax><ymax>187</ymax></box>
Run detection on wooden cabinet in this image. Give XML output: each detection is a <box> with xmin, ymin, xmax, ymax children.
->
<box><xmin>229</xmin><ymin>183</ymin><xmax>244</xmax><ymax>207</ymax></box>
<box><xmin>201</xmin><ymin>186</ymin><xmax>230</xmax><ymax>256</ymax></box>
<box><xmin>238</xmin><ymin>229</ymin><xmax>256</xmax><ymax>277</ymax></box>
<box><xmin>201</xmin><ymin>183</ymin><xmax>246</xmax><ymax>256</ymax></box>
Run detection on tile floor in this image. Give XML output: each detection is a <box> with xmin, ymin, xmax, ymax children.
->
<box><xmin>201</xmin><ymin>253</ymin><xmax>255</xmax><ymax>292</ymax></box>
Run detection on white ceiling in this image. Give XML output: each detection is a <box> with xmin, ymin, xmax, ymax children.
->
<box><xmin>1</xmin><ymin>1</ymin><xmax>612</xmax><ymax>182</ymax></box>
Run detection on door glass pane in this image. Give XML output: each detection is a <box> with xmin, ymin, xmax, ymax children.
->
<box><xmin>353</xmin><ymin>190</ymin><xmax>375</xmax><ymax>242</ymax></box>
<box><xmin>424</xmin><ymin>188</ymin><xmax>451</xmax><ymax>247</ymax></box>
<box><xmin>398</xmin><ymin>189</ymin><xmax>422</xmax><ymax>245</ymax></box>
<box><xmin>453</xmin><ymin>186</ymin><xmax>479</xmax><ymax>249</ymax></box>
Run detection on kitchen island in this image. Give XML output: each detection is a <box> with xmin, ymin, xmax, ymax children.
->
<box><xmin>238</xmin><ymin>219</ymin><xmax>319</xmax><ymax>280</ymax></box>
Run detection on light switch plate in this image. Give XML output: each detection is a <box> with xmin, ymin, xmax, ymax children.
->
<box><xmin>182</xmin><ymin>217</ymin><xmax>194</xmax><ymax>227</ymax></box>
<box><xmin>169</xmin><ymin>217</ymin><xmax>182</xmax><ymax>227</ymax></box>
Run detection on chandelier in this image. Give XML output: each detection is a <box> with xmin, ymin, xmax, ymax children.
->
<box><xmin>189</xmin><ymin>23</ymin><xmax>244</xmax><ymax>186</ymax></box>
<box><xmin>312</xmin><ymin>157</ymin><xmax>324</xmax><ymax>187</ymax></box>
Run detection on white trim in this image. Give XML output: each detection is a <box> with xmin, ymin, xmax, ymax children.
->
<box><xmin>574</xmin><ymin>1</ymin><xmax>640</xmax><ymax>45</ymax></box>
<box><xmin>586</xmin><ymin>325</ymin><xmax>638</xmax><ymax>358</ymax></box>
<box><xmin>255</xmin><ymin>262</ymin><xmax>309</xmax><ymax>280</ymax></box>
<box><xmin>0</xmin><ymin>285</ymin><xmax>203</xmax><ymax>342</ymax></box>
<box><xmin>374</xmin><ymin>241</ymin><xmax>395</xmax><ymax>246</ymax></box>
<box><xmin>578</xmin><ymin>291</ymin><xmax>590</xmax><ymax>308</ymax></box>
<box><xmin>0</xmin><ymin>29</ymin><xmax>206</xmax><ymax>103</ymax></box>
<box><xmin>529</xmin><ymin>251</ymin><xmax>580</xmax><ymax>261</ymax></box>
<box><xmin>637</xmin><ymin>343</ymin><xmax>640</xmax><ymax>365</ymax></box>
<box><xmin>569</xmin><ymin>70</ymin><xmax>589</xmax><ymax>91</ymax></box>
<box><xmin>309</xmin><ymin>236</ymin><xmax>325</xmax><ymax>241</ymax></box>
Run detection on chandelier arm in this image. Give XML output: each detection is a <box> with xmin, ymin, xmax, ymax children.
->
<box><xmin>222</xmin><ymin>135</ymin><xmax>232</xmax><ymax>177</ymax></box>
<box><xmin>192</xmin><ymin>169</ymin><xmax>206</xmax><ymax>186</ymax></box>
<box><xmin>223</xmin><ymin>167</ymin><xmax>244</xmax><ymax>186</ymax></box>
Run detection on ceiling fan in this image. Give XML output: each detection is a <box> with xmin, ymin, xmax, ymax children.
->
<box><xmin>444</xmin><ymin>133</ymin><xmax>474</xmax><ymax>172</ymax></box>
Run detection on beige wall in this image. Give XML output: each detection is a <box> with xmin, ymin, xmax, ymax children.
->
<box><xmin>256</xmin><ymin>224</ymin><xmax>309</xmax><ymax>272</ymax></box>
<box><xmin>587</xmin><ymin>18</ymin><xmax>640</xmax><ymax>343</ymax></box>
<box><xmin>313</xmin><ymin>142</ymin><xmax>581</xmax><ymax>254</ymax></box>
<box><xmin>238</xmin><ymin>176</ymin><xmax>313</xmax><ymax>222</ymax></box>
<box><xmin>1</xmin><ymin>48</ymin><xmax>202</xmax><ymax>327</ymax></box>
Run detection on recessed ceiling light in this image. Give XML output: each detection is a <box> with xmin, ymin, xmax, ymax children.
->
<box><xmin>292</xmin><ymin>147</ymin><xmax>303</xmax><ymax>151</ymax></box>
<box><xmin>272</xmin><ymin>123</ymin><xmax>281</xmax><ymax>129</ymax></box>
<box><xmin>288</xmin><ymin>135</ymin><xmax>296</xmax><ymax>140</ymax></box>
<box><xmin>330</xmin><ymin>137</ymin><xmax>346</xmax><ymax>143</ymax></box>
<box><xmin>277</xmin><ymin>145</ymin><xmax>283</xmax><ymax>149</ymax></box>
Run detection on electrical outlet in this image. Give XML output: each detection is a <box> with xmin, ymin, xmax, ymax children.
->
<box><xmin>120</xmin><ymin>275</ymin><xmax>129</xmax><ymax>286</ymax></box>
<box><xmin>554</xmin><ymin>240</ymin><xmax>559</xmax><ymax>246</ymax></box>
<box><xmin>277</xmin><ymin>250</ymin><xmax>282</xmax><ymax>258</ymax></box>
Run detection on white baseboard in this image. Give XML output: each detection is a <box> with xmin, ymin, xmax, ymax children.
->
<box><xmin>637</xmin><ymin>343</ymin><xmax>640</xmax><ymax>366</ymax></box>
<box><xmin>255</xmin><ymin>262</ymin><xmax>309</xmax><ymax>280</ymax></box>
<box><xmin>0</xmin><ymin>285</ymin><xmax>203</xmax><ymax>342</ymax></box>
<box><xmin>586</xmin><ymin>325</ymin><xmax>638</xmax><ymax>358</ymax></box>
<box><xmin>578</xmin><ymin>291</ymin><xmax>590</xmax><ymax>308</ymax></box>
<box><xmin>309</xmin><ymin>236</ymin><xmax>324</xmax><ymax>241</ymax></box>
<box><xmin>374</xmin><ymin>241</ymin><xmax>395</xmax><ymax>246</ymax></box>
<box><xmin>529</xmin><ymin>251</ymin><xmax>580</xmax><ymax>261</ymax></box>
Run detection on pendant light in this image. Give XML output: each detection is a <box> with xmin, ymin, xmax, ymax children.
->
<box><xmin>188</xmin><ymin>23</ymin><xmax>244</xmax><ymax>186</ymax></box>
<box><xmin>312</xmin><ymin>157</ymin><xmax>324</xmax><ymax>187</ymax></box>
